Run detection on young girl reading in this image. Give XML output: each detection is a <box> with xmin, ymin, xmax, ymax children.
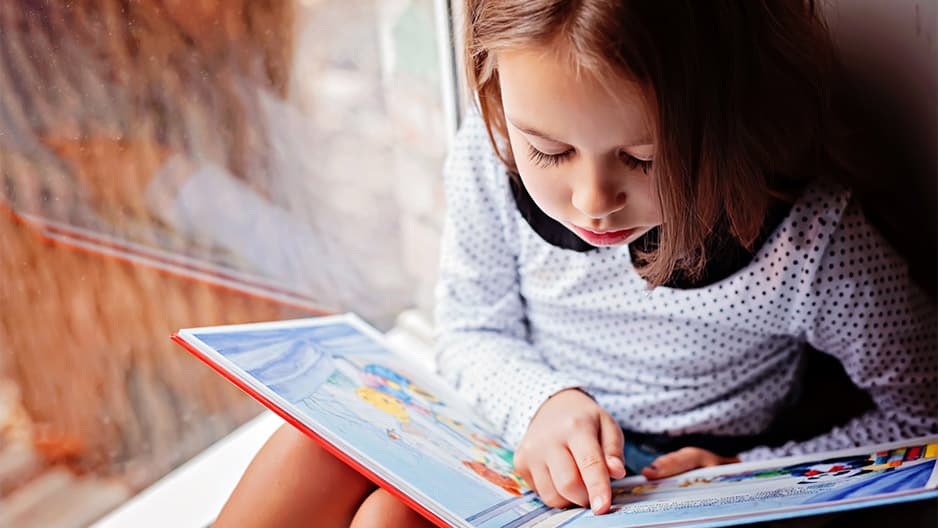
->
<box><xmin>215</xmin><ymin>1</ymin><xmax>937</xmax><ymax>526</ymax></box>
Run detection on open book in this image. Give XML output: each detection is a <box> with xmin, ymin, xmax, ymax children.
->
<box><xmin>172</xmin><ymin>314</ymin><xmax>938</xmax><ymax>527</ymax></box>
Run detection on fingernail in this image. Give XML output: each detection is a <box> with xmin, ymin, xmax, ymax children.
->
<box><xmin>590</xmin><ymin>495</ymin><xmax>604</xmax><ymax>513</ymax></box>
<box><xmin>607</xmin><ymin>456</ymin><xmax>626</xmax><ymax>478</ymax></box>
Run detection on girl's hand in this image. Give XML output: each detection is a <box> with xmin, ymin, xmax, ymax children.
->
<box><xmin>641</xmin><ymin>447</ymin><xmax>740</xmax><ymax>480</ymax></box>
<box><xmin>513</xmin><ymin>389</ymin><xmax>626</xmax><ymax>515</ymax></box>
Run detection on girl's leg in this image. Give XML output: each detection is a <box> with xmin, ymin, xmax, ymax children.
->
<box><xmin>350</xmin><ymin>488</ymin><xmax>438</xmax><ymax>528</ymax></box>
<box><xmin>214</xmin><ymin>424</ymin><xmax>376</xmax><ymax>527</ymax></box>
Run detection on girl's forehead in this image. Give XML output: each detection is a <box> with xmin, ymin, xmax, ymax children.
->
<box><xmin>496</xmin><ymin>48</ymin><xmax>655</xmax><ymax>147</ymax></box>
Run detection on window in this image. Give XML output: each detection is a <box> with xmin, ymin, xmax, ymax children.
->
<box><xmin>0</xmin><ymin>0</ymin><xmax>454</xmax><ymax>523</ymax></box>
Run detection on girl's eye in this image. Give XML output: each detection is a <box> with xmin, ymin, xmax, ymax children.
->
<box><xmin>620</xmin><ymin>152</ymin><xmax>653</xmax><ymax>174</ymax></box>
<box><xmin>526</xmin><ymin>144</ymin><xmax>653</xmax><ymax>173</ymax></box>
<box><xmin>527</xmin><ymin>144</ymin><xmax>573</xmax><ymax>168</ymax></box>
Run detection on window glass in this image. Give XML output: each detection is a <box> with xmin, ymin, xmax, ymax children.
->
<box><xmin>0</xmin><ymin>0</ymin><xmax>448</xmax><ymax>522</ymax></box>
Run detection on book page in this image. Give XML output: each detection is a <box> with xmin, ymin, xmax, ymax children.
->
<box><xmin>176</xmin><ymin>314</ymin><xmax>557</xmax><ymax>528</ymax></box>
<box><xmin>547</xmin><ymin>439</ymin><xmax>938</xmax><ymax>528</ymax></box>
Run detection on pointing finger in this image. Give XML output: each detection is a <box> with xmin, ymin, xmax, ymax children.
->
<box><xmin>567</xmin><ymin>433</ymin><xmax>612</xmax><ymax>514</ymax></box>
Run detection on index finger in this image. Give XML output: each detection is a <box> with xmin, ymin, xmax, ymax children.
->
<box><xmin>567</xmin><ymin>432</ymin><xmax>612</xmax><ymax>514</ymax></box>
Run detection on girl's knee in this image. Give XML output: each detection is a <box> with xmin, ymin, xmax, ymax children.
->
<box><xmin>351</xmin><ymin>488</ymin><xmax>436</xmax><ymax>528</ymax></box>
<box><xmin>270</xmin><ymin>424</ymin><xmax>365</xmax><ymax>482</ymax></box>
<box><xmin>217</xmin><ymin>425</ymin><xmax>375</xmax><ymax>527</ymax></box>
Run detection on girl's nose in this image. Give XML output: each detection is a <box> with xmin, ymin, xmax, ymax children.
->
<box><xmin>571</xmin><ymin>163</ymin><xmax>627</xmax><ymax>219</ymax></box>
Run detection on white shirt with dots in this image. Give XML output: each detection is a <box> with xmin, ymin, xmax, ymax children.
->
<box><xmin>433</xmin><ymin>113</ymin><xmax>937</xmax><ymax>461</ymax></box>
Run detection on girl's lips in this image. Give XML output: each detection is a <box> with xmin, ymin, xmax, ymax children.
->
<box><xmin>570</xmin><ymin>225</ymin><xmax>637</xmax><ymax>246</ymax></box>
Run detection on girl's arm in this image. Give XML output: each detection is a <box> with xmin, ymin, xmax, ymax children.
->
<box><xmin>434</xmin><ymin>115</ymin><xmax>627</xmax><ymax>513</ymax></box>
<box><xmin>740</xmin><ymin>197</ymin><xmax>938</xmax><ymax>461</ymax></box>
<box><xmin>433</xmin><ymin>113</ymin><xmax>586</xmax><ymax>447</ymax></box>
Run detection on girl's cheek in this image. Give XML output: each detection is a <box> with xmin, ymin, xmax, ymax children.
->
<box><xmin>518</xmin><ymin>169</ymin><xmax>566</xmax><ymax>214</ymax></box>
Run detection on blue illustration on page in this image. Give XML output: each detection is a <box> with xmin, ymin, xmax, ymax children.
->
<box><xmin>186</xmin><ymin>317</ymin><xmax>550</xmax><ymax>527</ymax></box>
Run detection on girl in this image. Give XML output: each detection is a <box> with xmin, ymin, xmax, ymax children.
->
<box><xmin>216</xmin><ymin>1</ymin><xmax>937</xmax><ymax>526</ymax></box>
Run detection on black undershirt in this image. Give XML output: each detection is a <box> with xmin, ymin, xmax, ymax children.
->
<box><xmin>507</xmin><ymin>174</ymin><xmax>793</xmax><ymax>288</ymax></box>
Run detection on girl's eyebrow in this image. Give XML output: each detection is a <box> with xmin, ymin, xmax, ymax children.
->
<box><xmin>507</xmin><ymin>117</ymin><xmax>653</xmax><ymax>147</ymax></box>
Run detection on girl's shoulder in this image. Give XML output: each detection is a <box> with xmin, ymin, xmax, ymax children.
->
<box><xmin>445</xmin><ymin>110</ymin><xmax>504</xmax><ymax>183</ymax></box>
<box><xmin>785</xmin><ymin>178</ymin><xmax>853</xmax><ymax>235</ymax></box>
<box><xmin>764</xmin><ymin>179</ymin><xmax>852</xmax><ymax>259</ymax></box>
<box><xmin>446</xmin><ymin>110</ymin><xmax>501</xmax><ymax>166</ymax></box>
<box><xmin>443</xmin><ymin>110</ymin><xmax>516</xmax><ymax>208</ymax></box>
<box><xmin>765</xmin><ymin>178</ymin><xmax>909</xmax><ymax>284</ymax></box>
<box><xmin>441</xmin><ymin>110</ymin><xmax>523</xmax><ymax>239</ymax></box>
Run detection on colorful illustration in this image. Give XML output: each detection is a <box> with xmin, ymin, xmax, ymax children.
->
<box><xmin>180</xmin><ymin>315</ymin><xmax>545</xmax><ymax>527</ymax></box>
<box><xmin>463</xmin><ymin>460</ymin><xmax>525</xmax><ymax>496</ymax></box>
<box><xmin>561</xmin><ymin>443</ymin><xmax>938</xmax><ymax>528</ymax></box>
<box><xmin>176</xmin><ymin>315</ymin><xmax>938</xmax><ymax>528</ymax></box>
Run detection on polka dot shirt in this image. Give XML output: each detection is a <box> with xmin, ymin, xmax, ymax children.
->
<box><xmin>433</xmin><ymin>112</ymin><xmax>938</xmax><ymax>461</ymax></box>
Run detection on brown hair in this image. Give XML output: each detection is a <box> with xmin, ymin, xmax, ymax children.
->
<box><xmin>464</xmin><ymin>0</ymin><xmax>842</xmax><ymax>286</ymax></box>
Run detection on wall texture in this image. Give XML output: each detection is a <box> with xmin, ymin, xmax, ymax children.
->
<box><xmin>822</xmin><ymin>0</ymin><xmax>936</xmax><ymax>294</ymax></box>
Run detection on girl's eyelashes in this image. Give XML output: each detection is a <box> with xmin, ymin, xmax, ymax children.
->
<box><xmin>620</xmin><ymin>152</ymin><xmax>653</xmax><ymax>174</ymax></box>
<box><xmin>526</xmin><ymin>143</ymin><xmax>653</xmax><ymax>174</ymax></box>
<box><xmin>527</xmin><ymin>144</ymin><xmax>574</xmax><ymax>168</ymax></box>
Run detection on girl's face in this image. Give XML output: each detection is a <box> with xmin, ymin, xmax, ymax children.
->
<box><xmin>498</xmin><ymin>48</ymin><xmax>662</xmax><ymax>247</ymax></box>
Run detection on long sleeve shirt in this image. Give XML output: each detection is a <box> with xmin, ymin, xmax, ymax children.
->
<box><xmin>433</xmin><ymin>112</ymin><xmax>937</xmax><ymax>461</ymax></box>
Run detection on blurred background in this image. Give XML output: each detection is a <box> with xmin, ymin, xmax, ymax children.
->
<box><xmin>0</xmin><ymin>0</ymin><xmax>456</xmax><ymax>524</ymax></box>
<box><xmin>0</xmin><ymin>0</ymin><xmax>933</xmax><ymax>526</ymax></box>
